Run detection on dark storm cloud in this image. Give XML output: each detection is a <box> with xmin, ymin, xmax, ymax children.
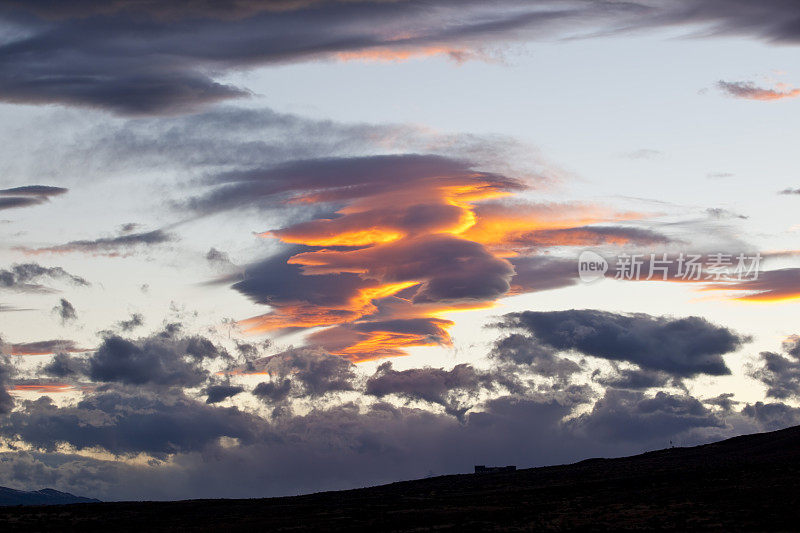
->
<box><xmin>704</xmin><ymin>393</ymin><xmax>739</xmax><ymax>412</ymax></box>
<box><xmin>253</xmin><ymin>379</ymin><xmax>292</xmax><ymax>404</ymax></box>
<box><xmin>365</xmin><ymin>362</ymin><xmax>495</xmax><ymax>409</ymax></box>
<box><xmin>748</xmin><ymin>339</ymin><xmax>800</xmax><ymax>400</ymax></box>
<box><xmin>0</xmin><ymin>369</ymin><xmax>796</xmax><ymax>502</ymax></box>
<box><xmin>1</xmin><ymin>391</ymin><xmax>258</xmax><ymax>458</ymax></box>
<box><xmin>41</xmin><ymin>352</ymin><xmax>88</xmax><ymax>378</ymax></box>
<box><xmin>0</xmin><ymin>352</ymin><xmax>14</xmax><ymax>414</ymax></box>
<box><xmin>595</xmin><ymin>368</ymin><xmax>676</xmax><ymax>391</ymax></box>
<box><xmin>0</xmin><ymin>262</ymin><xmax>88</xmax><ymax>292</ymax></box>
<box><xmin>204</xmin><ymin>384</ymin><xmax>245</xmax><ymax>404</ymax></box>
<box><xmin>489</xmin><ymin>333</ymin><xmax>580</xmax><ymax>383</ymax></box>
<box><xmin>258</xmin><ymin>348</ymin><xmax>356</xmax><ymax>397</ymax></box>
<box><xmin>572</xmin><ymin>389</ymin><xmax>724</xmax><ymax>443</ymax></box>
<box><xmin>1</xmin><ymin>1</ymin><xmax>800</xmax><ymax>115</ymax></box>
<box><xmin>52</xmin><ymin>298</ymin><xmax>77</xmax><ymax>324</ymax></box>
<box><xmin>18</xmin><ymin>229</ymin><xmax>175</xmax><ymax>255</ymax></box>
<box><xmin>86</xmin><ymin>331</ymin><xmax>227</xmax><ymax>387</ymax></box>
<box><xmin>495</xmin><ymin>310</ymin><xmax>747</xmax><ymax>377</ymax></box>
<box><xmin>740</xmin><ymin>401</ymin><xmax>800</xmax><ymax>431</ymax></box>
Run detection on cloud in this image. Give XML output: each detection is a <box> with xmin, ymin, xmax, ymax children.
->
<box><xmin>0</xmin><ymin>185</ymin><xmax>67</xmax><ymax>211</ymax></box>
<box><xmin>0</xmin><ymin>185</ymin><xmax>68</xmax><ymax>197</ymax></box>
<box><xmin>594</xmin><ymin>368</ymin><xmax>676</xmax><ymax>391</ymax></box>
<box><xmin>204</xmin><ymin>384</ymin><xmax>244</xmax><ymax>404</ymax></box>
<box><xmin>365</xmin><ymin>362</ymin><xmax>499</xmax><ymax>418</ymax></box>
<box><xmin>85</xmin><ymin>331</ymin><xmax>229</xmax><ymax>387</ymax></box>
<box><xmin>52</xmin><ymin>298</ymin><xmax>77</xmax><ymax>324</ymax></box>
<box><xmin>572</xmin><ymin>389</ymin><xmax>724</xmax><ymax>442</ymax></box>
<box><xmin>490</xmin><ymin>333</ymin><xmax>580</xmax><ymax>383</ymax></box>
<box><xmin>494</xmin><ymin>310</ymin><xmax>747</xmax><ymax>377</ymax></box>
<box><xmin>8</xmin><ymin>340</ymin><xmax>86</xmax><ymax>355</ymax></box>
<box><xmin>0</xmin><ymin>352</ymin><xmax>14</xmax><ymax>414</ymax></box>
<box><xmin>0</xmin><ymin>263</ymin><xmax>88</xmax><ymax>292</ymax></box>
<box><xmin>2</xmin><ymin>390</ymin><xmax>258</xmax><ymax>458</ymax></box>
<box><xmin>714</xmin><ymin>268</ymin><xmax>800</xmax><ymax>302</ymax></box>
<box><xmin>2</xmin><ymin>1</ymin><xmax>800</xmax><ymax>115</ymax></box>
<box><xmin>2</xmin><ymin>383</ymin><xmax>790</xmax><ymax>501</ymax></box>
<box><xmin>706</xmin><ymin>208</ymin><xmax>748</xmax><ymax>220</ymax></box>
<box><xmin>253</xmin><ymin>379</ymin><xmax>292</xmax><ymax>404</ymax></box>
<box><xmin>251</xmin><ymin>347</ymin><xmax>356</xmax><ymax>397</ymax></box>
<box><xmin>41</xmin><ymin>352</ymin><xmax>89</xmax><ymax>378</ymax></box>
<box><xmin>0</xmin><ymin>196</ymin><xmax>46</xmax><ymax>210</ymax></box>
<box><xmin>717</xmin><ymin>80</ymin><xmax>800</xmax><ymax>101</ymax></box>
<box><xmin>779</xmin><ymin>188</ymin><xmax>800</xmax><ymax>195</ymax></box>
<box><xmin>18</xmin><ymin>229</ymin><xmax>176</xmax><ymax>256</ymax></box>
<box><xmin>117</xmin><ymin>313</ymin><xmax>144</xmax><ymax>332</ymax></box>
<box><xmin>748</xmin><ymin>337</ymin><xmax>800</xmax><ymax>400</ymax></box>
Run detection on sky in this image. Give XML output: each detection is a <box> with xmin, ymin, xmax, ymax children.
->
<box><xmin>1</xmin><ymin>0</ymin><xmax>800</xmax><ymax>501</ymax></box>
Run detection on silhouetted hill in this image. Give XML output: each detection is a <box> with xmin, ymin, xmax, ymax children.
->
<box><xmin>0</xmin><ymin>487</ymin><xmax>99</xmax><ymax>506</ymax></box>
<box><xmin>3</xmin><ymin>425</ymin><xmax>800</xmax><ymax>531</ymax></box>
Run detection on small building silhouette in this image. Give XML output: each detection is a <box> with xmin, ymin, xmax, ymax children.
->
<box><xmin>474</xmin><ymin>465</ymin><xmax>516</xmax><ymax>474</ymax></box>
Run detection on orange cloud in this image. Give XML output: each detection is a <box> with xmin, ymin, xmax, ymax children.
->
<box><xmin>10</xmin><ymin>340</ymin><xmax>88</xmax><ymax>355</ymax></box>
<box><xmin>231</xmin><ymin>155</ymin><xmax>665</xmax><ymax>360</ymax></box>
<box><xmin>718</xmin><ymin>80</ymin><xmax>800</xmax><ymax>101</ymax></box>
<box><xmin>334</xmin><ymin>46</ymin><xmax>477</xmax><ymax>63</ymax></box>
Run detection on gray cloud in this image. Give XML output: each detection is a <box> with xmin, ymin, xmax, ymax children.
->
<box><xmin>0</xmin><ymin>352</ymin><xmax>14</xmax><ymax>414</ymax></box>
<box><xmin>84</xmin><ymin>329</ymin><xmax>229</xmax><ymax>387</ymax></box>
<box><xmin>0</xmin><ymin>185</ymin><xmax>68</xmax><ymax>197</ymax></box>
<box><xmin>490</xmin><ymin>333</ymin><xmax>580</xmax><ymax>384</ymax></box>
<box><xmin>117</xmin><ymin>313</ymin><xmax>144</xmax><ymax>332</ymax></box>
<box><xmin>253</xmin><ymin>379</ymin><xmax>292</xmax><ymax>404</ymax></box>
<box><xmin>748</xmin><ymin>338</ymin><xmax>800</xmax><ymax>400</ymax></box>
<box><xmin>494</xmin><ymin>310</ymin><xmax>747</xmax><ymax>377</ymax></box>
<box><xmin>0</xmin><ymin>185</ymin><xmax>68</xmax><ymax>211</ymax></box>
<box><xmin>1</xmin><ymin>1</ymin><xmax>800</xmax><ymax>115</ymax></box>
<box><xmin>1</xmin><ymin>390</ymin><xmax>258</xmax><ymax>458</ymax></box>
<box><xmin>257</xmin><ymin>348</ymin><xmax>356</xmax><ymax>398</ymax></box>
<box><xmin>365</xmin><ymin>362</ymin><xmax>498</xmax><ymax>419</ymax></box>
<box><xmin>0</xmin><ymin>263</ymin><xmax>88</xmax><ymax>292</ymax></box>
<box><xmin>41</xmin><ymin>352</ymin><xmax>88</xmax><ymax>378</ymax></box>
<box><xmin>595</xmin><ymin>368</ymin><xmax>676</xmax><ymax>391</ymax></box>
<box><xmin>18</xmin><ymin>229</ymin><xmax>175</xmax><ymax>255</ymax></box>
<box><xmin>52</xmin><ymin>298</ymin><xmax>77</xmax><ymax>324</ymax></box>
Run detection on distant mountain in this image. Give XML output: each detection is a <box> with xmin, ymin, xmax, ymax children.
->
<box><xmin>2</xmin><ymin>425</ymin><xmax>800</xmax><ymax>529</ymax></box>
<box><xmin>0</xmin><ymin>486</ymin><xmax>99</xmax><ymax>506</ymax></box>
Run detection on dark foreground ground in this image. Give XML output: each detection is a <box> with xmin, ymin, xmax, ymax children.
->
<box><xmin>3</xmin><ymin>425</ymin><xmax>800</xmax><ymax>532</ymax></box>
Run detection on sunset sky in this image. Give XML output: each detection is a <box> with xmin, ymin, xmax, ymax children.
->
<box><xmin>1</xmin><ymin>1</ymin><xmax>800</xmax><ymax>501</ymax></box>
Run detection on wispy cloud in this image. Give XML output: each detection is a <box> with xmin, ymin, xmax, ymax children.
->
<box><xmin>717</xmin><ymin>80</ymin><xmax>800</xmax><ymax>101</ymax></box>
<box><xmin>17</xmin><ymin>229</ymin><xmax>175</xmax><ymax>256</ymax></box>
